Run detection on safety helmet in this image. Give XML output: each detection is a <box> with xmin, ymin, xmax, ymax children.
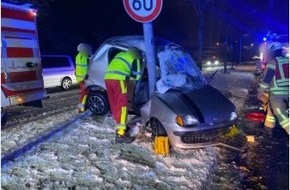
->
<box><xmin>266</xmin><ymin>42</ymin><xmax>282</xmax><ymax>52</ymax></box>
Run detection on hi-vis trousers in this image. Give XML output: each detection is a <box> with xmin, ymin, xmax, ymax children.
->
<box><xmin>105</xmin><ymin>80</ymin><xmax>128</xmax><ymax>135</ymax></box>
<box><xmin>265</xmin><ymin>94</ymin><xmax>289</xmax><ymax>134</ymax></box>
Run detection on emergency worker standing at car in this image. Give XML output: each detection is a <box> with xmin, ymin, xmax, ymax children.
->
<box><xmin>75</xmin><ymin>43</ymin><xmax>92</xmax><ymax>113</ymax></box>
<box><xmin>104</xmin><ymin>47</ymin><xmax>141</xmax><ymax>143</ymax></box>
<box><xmin>257</xmin><ymin>41</ymin><xmax>289</xmax><ymax>135</ymax></box>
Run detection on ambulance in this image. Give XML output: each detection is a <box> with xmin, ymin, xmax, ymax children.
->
<box><xmin>1</xmin><ymin>2</ymin><xmax>46</xmax><ymax>126</ymax></box>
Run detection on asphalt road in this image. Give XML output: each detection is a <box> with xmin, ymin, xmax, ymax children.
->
<box><xmin>3</xmin><ymin>85</ymin><xmax>80</xmax><ymax>128</ymax></box>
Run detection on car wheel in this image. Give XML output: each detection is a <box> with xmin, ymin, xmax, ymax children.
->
<box><xmin>150</xmin><ymin>118</ymin><xmax>167</xmax><ymax>139</ymax></box>
<box><xmin>61</xmin><ymin>77</ymin><xmax>72</xmax><ymax>90</ymax></box>
<box><xmin>87</xmin><ymin>91</ymin><xmax>109</xmax><ymax>115</ymax></box>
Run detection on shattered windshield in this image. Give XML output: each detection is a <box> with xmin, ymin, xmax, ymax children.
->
<box><xmin>156</xmin><ymin>45</ymin><xmax>207</xmax><ymax>93</ymax></box>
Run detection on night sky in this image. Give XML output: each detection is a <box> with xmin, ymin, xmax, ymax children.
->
<box><xmin>12</xmin><ymin>0</ymin><xmax>289</xmax><ymax>60</ymax></box>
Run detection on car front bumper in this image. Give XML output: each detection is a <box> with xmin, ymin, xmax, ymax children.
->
<box><xmin>162</xmin><ymin>121</ymin><xmax>236</xmax><ymax>149</ymax></box>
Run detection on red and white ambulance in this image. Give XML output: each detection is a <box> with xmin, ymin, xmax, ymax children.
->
<box><xmin>1</xmin><ymin>2</ymin><xmax>46</xmax><ymax>125</ymax></box>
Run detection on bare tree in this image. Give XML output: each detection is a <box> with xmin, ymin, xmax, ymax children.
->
<box><xmin>185</xmin><ymin>0</ymin><xmax>213</xmax><ymax>69</ymax></box>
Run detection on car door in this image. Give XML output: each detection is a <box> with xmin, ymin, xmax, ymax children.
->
<box><xmin>131</xmin><ymin>56</ymin><xmax>150</xmax><ymax>114</ymax></box>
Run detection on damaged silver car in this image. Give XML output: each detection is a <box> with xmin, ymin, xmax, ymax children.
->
<box><xmin>84</xmin><ymin>36</ymin><xmax>238</xmax><ymax>149</ymax></box>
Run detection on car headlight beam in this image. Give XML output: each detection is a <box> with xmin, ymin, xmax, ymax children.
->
<box><xmin>176</xmin><ymin>115</ymin><xmax>199</xmax><ymax>127</ymax></box>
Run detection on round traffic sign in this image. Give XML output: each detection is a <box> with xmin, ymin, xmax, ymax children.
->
<box><xmin>123</xmin><ymin>0</ymin><xmax>163</xmax><ymax>23</ymax></box>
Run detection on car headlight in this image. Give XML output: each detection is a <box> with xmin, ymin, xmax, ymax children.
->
<box><xmin>230</xmin><ymin>112</ymin><xmax>237</xmax><ymax>121</ymax></box>
<box><xmin>206</xmin><ymin>61</ymin><xmax>211</xmax><ymax>65</ymax></box>
<box><xmin>176</xmin><ymin>115</ymin><xmax>199</xmax><ymax>127</ymax></box>
<box><xmin>214</xmin><ymin>60</ymin><xmax>219</xmax><ymax>65</ymax></box>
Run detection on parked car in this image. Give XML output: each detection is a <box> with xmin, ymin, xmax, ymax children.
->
<box><xmin>41</xmin><ymin>55</ymin><xmax>77</xmax><ymax>90</ymax></box>
<box><xmin>84</xmin><ymin>36</ymin><xmax>237</xmax><ymax>149</ymax></box>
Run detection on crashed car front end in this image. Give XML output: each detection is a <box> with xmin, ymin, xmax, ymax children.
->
<box><xmin>140</xmin><ymin>44</ymin><xmax>238</xmax><ymax>149</ymax></box>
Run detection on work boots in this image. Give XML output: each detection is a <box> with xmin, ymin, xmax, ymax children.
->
<box><xmin>115</xmin><ymin>126</ymin><xmax>135</xmax><ymax>144</ymax></box>
<box><xmin>115</xmin><ymin>133</ymin><xmax>135</xmax><ymax>144</ymax></box>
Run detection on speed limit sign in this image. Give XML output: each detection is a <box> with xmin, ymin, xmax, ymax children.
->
<box><xmin>123</xmin><ymin>0</ymin><xmax>163</xmax><ymax>23</ymax></box>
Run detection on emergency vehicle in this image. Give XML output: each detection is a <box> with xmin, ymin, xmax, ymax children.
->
<box><xmin>1</xmin><ymin>2</ymin><xmax>46</xmax><ymax>126</ymax></box>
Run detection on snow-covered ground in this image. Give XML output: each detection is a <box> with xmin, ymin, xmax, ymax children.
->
<box><xmin>1</xmin><ymin>66</ymin><xmax>256</xmax><ymax>189</ymax></box>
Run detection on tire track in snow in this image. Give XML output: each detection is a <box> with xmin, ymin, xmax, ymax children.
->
<box><xmin>1</xmin><ymin>111</ymin><xmax>91</xmax><ymax>167</ymax></box>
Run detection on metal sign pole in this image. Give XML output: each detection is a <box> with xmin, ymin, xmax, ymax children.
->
<box><xmin>143</xmin><ymin>22</ymin><xmax>156</xmax><ymax>97</ymax></box>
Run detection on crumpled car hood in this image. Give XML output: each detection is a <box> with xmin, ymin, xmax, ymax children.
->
<box><xmin>157</xmin><ymin>85</ymin><xmax>235</xmax><ymax>124</ymax></box>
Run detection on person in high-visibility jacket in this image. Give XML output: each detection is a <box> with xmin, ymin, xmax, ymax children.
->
<box><xmin>104</xmin><ymin>47</ymin><xmax>141</xmax><ymax>143</ymax></box>
<box><xmin>257</xmin><ymin>41</ymin><xmax>289</xmax><ymax>135</ymax></box>
<box><xmin>75</xmin><ymin>43</ymin><xmax>92</xmax><ymax>113</ymax></box>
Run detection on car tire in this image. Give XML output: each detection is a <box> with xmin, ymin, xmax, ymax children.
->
<box><xmin>150</xmin><ymin>118</ymin><xmax>167</xmax><ymax>139</ymax></box>
<box><xmin>87</xmin><ymin>91</ymin><xmax>109</xmax><ymax>115</ymax></box>
<box><xmin>61</xmin><ymin>77</ymin><xmax>72</xmax><ymax>90</ymax></box>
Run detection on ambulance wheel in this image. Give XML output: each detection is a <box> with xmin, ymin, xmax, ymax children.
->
<box><xmin>87</xmin><ymin>91</ymin><xmax>109</xmax><ymax>115</ymax></box>
<box><xmin>61</xmin><ymin>77</ymin><xmax>72</xmax><ymax>90</ymax></box>
<box><xmin>150</xmin><ymin>118</ymin><xmax>167</xmax><ymax>139</ymax></box>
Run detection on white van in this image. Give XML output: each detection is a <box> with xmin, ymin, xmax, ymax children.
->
<box><xmin>41</xmin><ymin>55</ymin><xmax>77</xmax><ymax>90</ymax></box>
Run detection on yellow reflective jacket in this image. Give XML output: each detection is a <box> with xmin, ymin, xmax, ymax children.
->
<box><xmin>104</xmin><ymin>51</ymin><xmax>141</xmax><ymax>80</ymax></box>
<box><xmin>260</xmin><ymin>56</ymin><xmax>289</xmax><ymax>95</ymax></box>
<box><xmin>75</xmin><ymin>52</ymin><xmax>89</xmax><ymax>82</ymax></box>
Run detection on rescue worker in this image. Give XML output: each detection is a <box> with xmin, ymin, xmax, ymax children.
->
<box><xmin>75</xmin><ymin>43</ymin><xmax>92</xmax><ymax>113</ymax></box>
<box><xmin>257</xmin><ymin>41</ymin><xmax>289</xmax><ymax>135</ymax></box>
<box><xmin>104</xmin><ymin>47</ymin><xmax>141</xmax><ymax>143</ymax></box>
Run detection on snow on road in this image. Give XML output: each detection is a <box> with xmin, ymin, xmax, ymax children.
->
<box><xmin>1</xmin><ymin>65</ymin><xmax>256</xmax><ymax>190</ymax></box>
<box><xmin>2</xmin><ymin>114</ymin><xmax>218</xmax><ymax>189</ymax></box>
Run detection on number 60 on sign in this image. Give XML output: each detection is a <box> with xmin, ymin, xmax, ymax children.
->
<box><xmin>123</xmin><ymin>0</ymin><xmax>163</xmax><ymax>23</ymax></box>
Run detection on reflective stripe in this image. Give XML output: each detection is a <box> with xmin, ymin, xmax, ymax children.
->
<box><xmin>117</xmin><ymin>129</ymin><xmax>125</xmax><ymax>136</ymax></box>
<box><xmin>259</xmin><ymin>83</ymin><xmax>269</xmax><ymax>89</ymax></box>
<box><xmin>266</xmin><ymin>64</ymin><xmax>276</xmax><ymax>70</ymax></box>
<box><xmin>120</xmin><ymin>80</ymin><xmax>127</xmax><ymax>94</ymax></box>
<box><xmin>116</xmin><ymin>124</ymin><xmax>126</xmax><ymax>136</ymax></box>
<box><xmin>106</xmin><ymin>70</ymin><xmax>128</xmax><ymax>77</ymax></box>
<box><xmin>120</xmin><ymin>106</ymin><xmax>127</xmax><ymax>125</ymax></box>
<box><xmin>116</xmin><ymin>124</ymin><xmax>126</xmax><ymax>130</ymax></box>
<box><xmin>81</xmin><ymin>95</ymin><xmax>87</xmax><ymax>105</ymax></box>
<box><xmin>266</xmin><ymin>116</ymin><xmax>275</xmax><ymax>122</ymax></box>
<box><xmin>276</xmin><ymin>80</ymin><xmax>289</xmax><ymax>87</ymax></box>
<box><xmin>75</xmin><ymin>64</ymin><xmax>88</xmax><ymax>67</ymax></box>
<box><xmin>266</xmin><ymin>115</ymin><xmax>275</xmax><ymax>119</ymax></box>
<box><xmin>276</xmin><ymin>108</ymin><xmax>288</xmax><ymax>121</ymax></box>
<box><xmin>115</xmin><ymin>57</ymin><xmax>132</xmax><ymax>69</ymax></box>
<box><xmin>280</xmin><ymin>119</ymin><xmax>289</xmax><ymax>128</ymax></box>
<box><xmin>76</xmin><ymin>74</ymin><xmax>86</xmax><ymax>77</ymax></box>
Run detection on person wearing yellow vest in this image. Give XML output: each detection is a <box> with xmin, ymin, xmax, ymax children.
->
<box><xmin>75</xmin><ymin>43</ymin><xmax>92</xmax><ymax>113</ymax></box>
<box><xmin>257</xmin><ymin>41</ymin><xmax>289</xmax><ymax>135</ymax></box>
<box><xmin>104</xmin><ymin>47</ymin><xmax>141</xmax><ymax>143</ymax></box>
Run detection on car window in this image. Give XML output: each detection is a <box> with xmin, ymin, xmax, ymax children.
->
<box><xmin>156</xmin><ymin>45</ymin><xmax>207</xmax><ymax>93</ymax></box>
<box><xmin>42</xmin><ymin>57</ymin><xmax>71</xmax><ymax>68</ymax></box>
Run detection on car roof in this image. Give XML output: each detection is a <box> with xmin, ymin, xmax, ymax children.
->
<box><xmin>104</xmin><ymin>35</ymin><xmax>173</xmax><ymax>52</ymax></box>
